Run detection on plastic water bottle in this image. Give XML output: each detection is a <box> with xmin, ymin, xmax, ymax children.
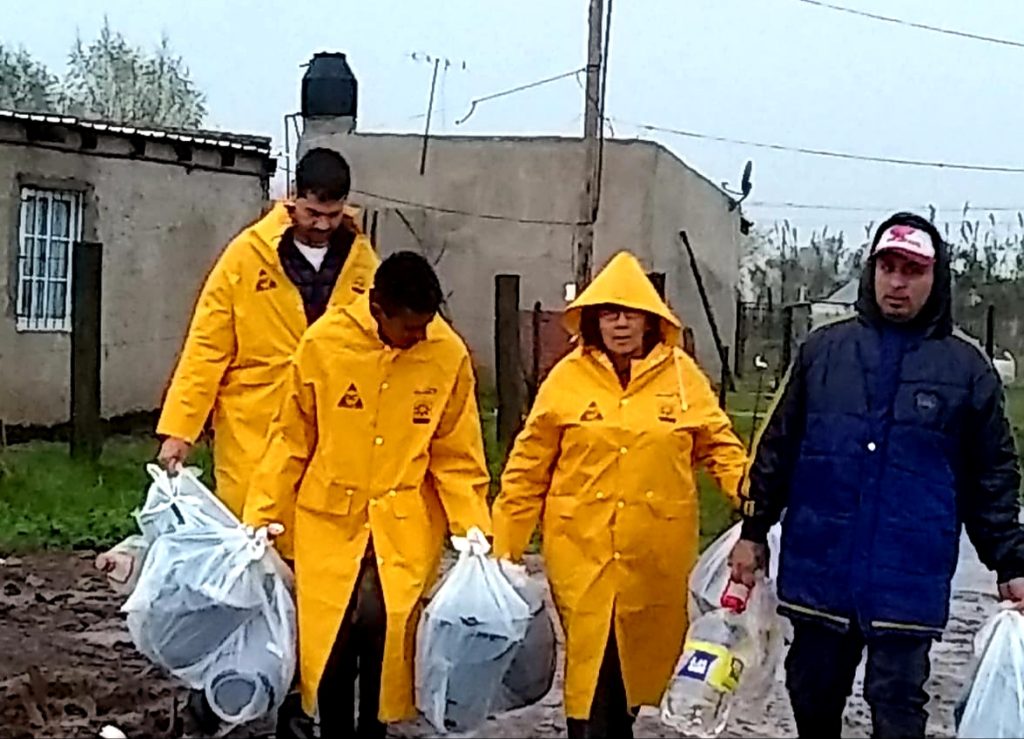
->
<box><xmin>661</xmin><ymin>581</ymin><xmax>756</xmax><ymax>738</ymax></box>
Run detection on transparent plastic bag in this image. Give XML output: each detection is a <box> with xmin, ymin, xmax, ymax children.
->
<box><xmin>415</xmin><ymin>528</ymin><xmax>532</xmax><ymax>734</ymax></box>
<box><xmin>689</xmin><ymin>522</ymin><xmax>782</xmax><ymax>623</ymax></box>
<box><xmin>136</xmin><ymin>465</ymin><xmax>238</xmax><ymax>542</ymax></box>
<box><xmin>491</xmin><ymin>561</ymin><xmax>557</xmax><ymax>714</ymax></box>
<box><xmin>122</xmin><ymin>522</ymin><xmax>296</xmax><ymax>726</ymax></box>
<box><xmin>957</xmin><ymin>609</ymin><xmax>1024</xmax><ymax>738</ymax></box>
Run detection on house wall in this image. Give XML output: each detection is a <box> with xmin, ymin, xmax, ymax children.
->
<box><xmin>0</xmin><ymin>122</ymin><xmax>269</xmax><ymax>426</ymax></box>
<box><xmin>300</xmin><ymin>128</ymin><xmax>741</xmax><ymax>384</ymax></box>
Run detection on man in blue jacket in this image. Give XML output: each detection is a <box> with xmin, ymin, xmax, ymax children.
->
<box><xmin>731</xmin><ymin>212</ymin><xmax>1024</xmax><ymax>738</ymax></box>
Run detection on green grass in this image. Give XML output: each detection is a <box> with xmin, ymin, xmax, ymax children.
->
<box><xmin>0</xmin><ymin>436</ymin><xmax>212</xmax><ymax>554</ymax></box>
<box><xmin>3</xmin><ymin>385</ymin><xmax>1022</xmax><ymax>554</ymax></box>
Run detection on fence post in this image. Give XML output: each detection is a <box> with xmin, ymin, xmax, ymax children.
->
<box><xmin>647</xmin><ymin>271</ymin><xmax>666</xmax><ymax>299</ymax></box>
<box><xmin>986</xmin><ymin>304</ymin><xmax>995</xmax><ymax>358</ymax></box>
<box><xmin>71</xmin><ymin>241</ymin><xmax>103</xmax><ymax>461</ymax></box>
<box><xmin>530</xmin><ymin>301</ymin><xmax>543</xmax><ymax>403</ymax></box>
<box><xmin>733</xmin><ymin>292</ymin><xmax>745</xmax><ymax>380</ymax></box>
<box><xmin>780</xmin><ymin>304</ymin><xmax>794</xmax><ymax>381</ymax></box>
<box><xmin>719</xmin><ymin>345</ymin><xmax>730</xmax><ymax>409</ymax></box>
<box><xmin>495</xmin><ymin>275</ymin><xmax>525</xmax><ymax>451</ymax></box>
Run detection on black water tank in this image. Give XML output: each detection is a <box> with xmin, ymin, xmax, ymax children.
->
<box><xmin>302</xmin><ymin>52</ymin><xmax>358</xmax><ymax>118</ymax></box>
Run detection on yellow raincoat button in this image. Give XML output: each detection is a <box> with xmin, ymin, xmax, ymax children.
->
<box><xmin>375</xmin><ymin>436</ymin><xmax>384</xmax><ymax>446</ymax></box>
<box><xmin>596</xmin><ymin>492</ymin><xmax>605</xmax><ymax>500</ymax></box>
<box><xmin>617</xmin><ymin>501</ymin><xmax>625</xmax><ymax>510</ymax></box>
<box><xmin>613</xmin><ymin>552</ymin><xmax>622</xmax><ymax>561</ymax></box>
<box><xmin>382</xmin><ymin>382</ymin><xmax>390</xmax><ymax>390</ymax></box>
<box><xmin>389</xmin><ymin>490</ymin><xmax>397</xmax><ymax>497</ymax></box>
<box><xmin>619</xmin><ymin>447</ymin><xmax>628</xmax><ymax>455</ymax></box>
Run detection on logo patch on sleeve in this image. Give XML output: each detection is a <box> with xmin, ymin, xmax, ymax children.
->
<box><xmin>580</xmin><ymin>402</ymin><xmax>604</xmax><ymax>422</ymax></box>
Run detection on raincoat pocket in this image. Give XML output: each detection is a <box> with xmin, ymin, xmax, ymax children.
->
<box><xmin>545</xmin><ymin>496</ymin><xmax>579</xmax><ymax>519</ymax></box>
<box><xmin>390</xmin><ymin>488</ymin><xmax>426</xmax><ymax>520</ymax></box>
<box><xmin>645</xmin><ymin>497</ymin><xmax>690</xmax><ymax>521</ymax></box>
<box><xmin>296</xmin><ymin>467</ymin><xmax>353</xmax><ymax>516</ymax></box>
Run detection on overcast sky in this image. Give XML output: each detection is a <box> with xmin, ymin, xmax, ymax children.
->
<box><xmin>5</xmin><ymin>0</ymin><xmax>1024</xmax><ymax>242</ymax></box>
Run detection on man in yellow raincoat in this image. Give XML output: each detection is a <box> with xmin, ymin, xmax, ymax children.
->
<box><xmin>492</xmin><ymin>251</ymin><xmax>748</xmax><ymax>739</ymax></box>
<box><xmin>244</xmin><ymin>251</ymin><xmax>492</xmax><ymax>738</ymax></box>
<box><xmin>156</xmin><ymin>148</ymin><xmax>378</xmax><ymax>530</ymax></box>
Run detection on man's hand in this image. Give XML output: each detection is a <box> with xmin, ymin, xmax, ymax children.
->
<box><xmin>729</xmin><ymin>539</ymin><xmax>768</xmax><ymax>589</ymax></box>
<box><xmin>998</xmin><ymin>578</ymin><xmax>1024</xmax><ymax>610</ymax></box>
<box><xmin>157</xmin><ymin>437</ymin><xmax>192</xmax><ymax>474</ymax></box>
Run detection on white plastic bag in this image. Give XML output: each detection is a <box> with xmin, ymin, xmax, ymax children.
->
<box><xmin>123</xmin><ymin>471</ymin><xmax>296</xmax><ymax>728</ymax></box>
<box><xmin>136</xmin><ymin>465</ymin><xmax>238</xmax><ymax>541</ymax></box>
<box><xmin>491</xmin><ymin>560</ymin><xmax>557</xmax><ymax>714</ymax></box>
<box><xmin>958</xmin><ymin>609</ymin><xmax>1024</xmax><ymax>738</ymax></box>
<box><xmin>415</xmin><ymin>528</ymin><xmax>531</xmax><ymax>734</ymax></box>
<box><xmin>689</xmin><ymin>522</ymin><xmax>782</xmax><ymax>622</ymax></box>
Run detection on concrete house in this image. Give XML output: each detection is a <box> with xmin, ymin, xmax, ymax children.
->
<box><xmin>0</xmin><ymin>110</ymin><xmax>275</xmax><ymax>427</ymax></box>
<box><xmin>301</xmin><ymin>124</ymin><xmax>746</xmax><ymax>384</ymax></box>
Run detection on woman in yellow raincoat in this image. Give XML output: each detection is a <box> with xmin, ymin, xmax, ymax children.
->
<box><xmin>492</xmin><ymin>251</ymin><xmax>748</xmax><ymax>739</ymax></box>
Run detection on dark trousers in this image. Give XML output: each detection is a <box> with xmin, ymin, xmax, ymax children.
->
<box><xmin>786</xmin><ymin>619</ymin><xmax>932</xmax><ymax>739</ymax></box>
<box><xmin>566</xmin><ymin>629</ymin><xmax>638</xmax><ymax>739</ymax></box>
<box><xmin>317</xmin><ymin>549</ymin><xmax>388</xmax><ymax>739</ymax></box>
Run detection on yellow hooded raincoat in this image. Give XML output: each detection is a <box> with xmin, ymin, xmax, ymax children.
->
<box><xmin>243</xmin><ymin>295</ymin><xmax>492</xmax><ymax>721</ymax></box>
<box><xmin>492</xmin><ymin>251</ymin><xmax>749</xmax><ymax>719</ymax></box>
<box><xmin>157</xmin><ymin>203</ymin><xmax>378</xmax><ymax>527</ymax></box>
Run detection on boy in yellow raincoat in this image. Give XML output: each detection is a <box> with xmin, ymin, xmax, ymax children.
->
<box><xmin>244</xmin><ymin>251</ymin><xmax>492</xmax><ymax>738</ymax></box>
<box><xmin>156</xmin><ymin>148</ymin><xmax>378</xmax><ymax>530</ymax></box>
<box><xmin>492</xmin><ymin>251</ymin><xmax>748</xmax><ymax>739</ymax></box>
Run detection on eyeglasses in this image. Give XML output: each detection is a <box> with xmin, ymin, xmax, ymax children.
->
<box><xmin>597</xmin><ymin>307</ymin><xmax>646</xmax><ymax>321</ymax></box>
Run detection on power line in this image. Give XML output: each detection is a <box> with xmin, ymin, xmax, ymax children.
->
<box><xmin>750</xmin><ymin>200</ymin><xmax>1024</xmax><ymax>213</ymax></box>
<box><xmin>351</xmin><ymin>188</ymin><xmax>583</xmax><ymax>226</ymax></box>
<box><xmin>619</xmin><ymin>119</ymin><xmax>1024</xmax><ymax>173</ymax></box>
<box><xmin>797</xmin><ymin>0</ymin><xmax>1024</xmax><ymax>50</ymax></box>
<box><xmin>456</xmin><ymin>67</ymin><xmax>586</xmax><ymax>125</ymax></box>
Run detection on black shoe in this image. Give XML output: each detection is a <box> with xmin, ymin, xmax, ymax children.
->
<box><xmin>276</xmin><ymin>692</ymin><xmax>315</xmax><ymax>739</ymax></box>
<box><xmin>186</xmin><ymin>689</ymin><xmax>223</xmax><ymax>736</ymax></box>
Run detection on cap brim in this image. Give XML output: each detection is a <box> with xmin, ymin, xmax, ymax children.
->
<box><xmin>875</xmin><ymin>245</ymin><xmax>935</xmax><ymax>264</ymax></box>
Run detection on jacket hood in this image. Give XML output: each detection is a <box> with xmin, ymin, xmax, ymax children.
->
<box><xmin>855</xmin><ymin>228</ymin><xmax>953</xmax><ymax>337</ymax></box>
<box><xmin>563</xmin><ymin>251</ymin><xmax>681</xmax><ymax>345</ymax></box>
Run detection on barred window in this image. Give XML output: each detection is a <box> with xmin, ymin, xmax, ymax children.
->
<box><xmin>16</xmin><ymin>187</ymin><xmax>84</xmax><ymax>332</ymax></box>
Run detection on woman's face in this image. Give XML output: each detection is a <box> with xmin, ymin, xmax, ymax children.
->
<box><xmin>597</xmin><ymin>305</ymin><xmax>648</xmax><ymax>358</ymax></box>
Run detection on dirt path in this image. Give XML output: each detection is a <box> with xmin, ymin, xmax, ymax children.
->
<box><xmin>0</xmin><ymin>541</ymin><xmax>997</xmax><ymax>738</ymax></box>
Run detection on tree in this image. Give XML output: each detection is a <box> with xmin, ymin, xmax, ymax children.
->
<box><xmin>0</xmin><ymin>42</ymin><xmax>56</xmax><ymax>113</ymax></box>
<box><xmin>0</xmin><ymin>21</ymin><xmax>206</xmax><ymax>128</ymax></box>
<box><xmin>60</xmin><ymin>20</ymin><xmax>206</xmax><ymax>128</ymax></box>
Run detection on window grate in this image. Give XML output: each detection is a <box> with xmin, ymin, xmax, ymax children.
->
<box><xmin>15</xmin><ymin>188</ymin><xmax>84</xmax><ymax>332</ymax></box>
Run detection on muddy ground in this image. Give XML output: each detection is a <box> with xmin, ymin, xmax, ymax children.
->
<box><xmin>0</xmin><ymin>541</ymin><xmax>998</xmax><ymax>738</ymax></box>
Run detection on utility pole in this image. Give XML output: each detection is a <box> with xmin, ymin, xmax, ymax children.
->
<box><xmin>574</xmin><ymin>0</ymin><xmax>606</xmax><ymax>291</ymax></box>
<box><xmin>420</xmin><ymin>58</ymin><xmax>441</xmax><ymax>176</ymax></box>
<box><xmin>411</xmin><ymin>52</ymin><xmax>467</xmax><ymax>176</ymax></box>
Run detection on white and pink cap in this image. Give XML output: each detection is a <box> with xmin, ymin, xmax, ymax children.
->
<box><xmin>874</xmin><ymin>224</ymin><xmax>936</xmax><ymax>264</ymax></box>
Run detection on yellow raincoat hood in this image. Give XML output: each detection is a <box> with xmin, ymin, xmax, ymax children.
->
<box><xmin>564</xmin><ymin>251</ymin><xmax>681</xmax><ymax>346</ymax></box>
